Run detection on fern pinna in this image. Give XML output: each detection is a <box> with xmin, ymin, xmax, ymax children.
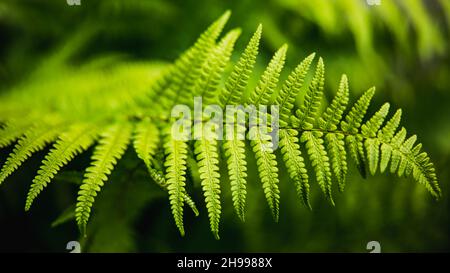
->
<box><xmin>0</xmin><ymin>11</ymin><xmax>441</xmax><ymax>239</ymax></box>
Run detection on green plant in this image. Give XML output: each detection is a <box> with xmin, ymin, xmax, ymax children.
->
<box><xmin>0</xmin><ymin>11</ymin><xmax>441</xmax><ymax>240</ymax></box>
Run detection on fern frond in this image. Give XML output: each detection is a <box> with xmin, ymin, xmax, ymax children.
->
<box><xmin>276</xmin><ymin>53</ymin><xmax>316</xmax><ymax>127</ymax></box>
<box><xmin>147</xmin><ymin>165</ymin><xmax>199</xmax><ymax>216</ymax></box>
<box><xmin>76</xmin><ymin>123</ymin><xmax>132</xmax><ymax>234</ymax></box>
<box><xmin>246</xmin><ymin>45</ymin><xmax>289</xmax><ymax>217</ymax></box>
<box><xmin>362</xmin><ymin>103</ymin><xmax>390</xmax><ymax>175</ymax></box>
<box><xmin>379</xmin><ymin>109</ymin><xmax>402</xmax><ymax>172</ymax></box>
<box><xmin>133</xmin><ymin>120</ymin><xmax>199</xmax><ymax>215</ymax></box>
<box><xmin>219</xmin><ymin>24</ymin><xmax>262</xmax><ymax>107</ymax></box>
<box><xmin>223</xmin><ymin>131</ymin><xmax>247</xmax><ymax>221</ymax></box>
<box><xmin>133</xmin><ymin>119</ymin><xmax>159</xmax><ymax>168</ymax></box>
<box><xmin>292</xmin><ymin>57</ymin><xmax>325</xmax><ymax>130</ymax></box>
<box><xmin>164</xmin><ymin>131</ymin><xmax>189</xmax><ymax>236</ymax></box>
<box><xmin>397</xmin><ymin>135</ymin><xmax>417</xmax><ymax>177</ymax></box>
<box><xmin>361</xmin><ymin>103</ymin><xmax>390</xmax><ymax>138</ymax></box>
<box><xmin>218</xmin><ymin>27</ymin><xmax>263</xmax><ymax>221</ymax></box>
<box><xmin>0</xmin><ymin>15</ymin><xmax>442</xmax><ymax>238</ymax></box>
<box><xmin>341</xmin><ymin>87</ymin><xmax>376</xmax><ymax>134</ymax></box>
<box><xmin>164</xmin><ymin>11</ymin><xmax>231</xmax><ymax>108</ymax></box>
<box><xmin>195</xmin><ymin>136</ymin><xmax>221</xmax><ymax>239</ymax></box>
<box><xmin>389</xmin><ymin>127</ymin><xmax>407</xmax><ymax>173</ymax></box>
<box><xmin>248</xmin><ymin>44</ymin><xmax>288</xmax><ymax>105</ymax></box>
<box><xmin>279</xmin><ymin>129</ymin><xmax>310</xmax><ymax>208</ymax></box>
<box><xmin>195</xmin><ymin>28</ymin><xmax>241</xmax><ymax>104</ymax></box>
<box><xmin>250</xmin><ymin>127</ymin><xmax>280</xmax><ymax>221</ymax></box>
<box><xmin>316</xmin><ymin>74</ymin><xmax>350</xmax><ymax>190</ymax></box>
<box><xmin>25</xmin><ymin>123</ymin><xmax>98</xmax><ymax>211</ymax></box>
<box><xmin>319</xmin><ymin>74</ymin><xmax>349</xmax><ymax>131</ymax></box>
<box><xmin>301</xmin><ymin>131</ymin><xmax>334</xmax><ymax>205</ymax></box>
<box><xmin>0</xmin><ymin>124</ymin><xmax>61</xmax><ymax>185</ymax></box>
<box><xmin>325</xmin><ymin>133</ymin><xmax>347</xmax><ymax>192</ymax></box>
<box><xmin>341</xmin><ymin>87</ymin><xmax>376</xmax><ymax>177</ymax></box>
<box><xmin>380</xmin><ymin>124</ymin><xmax>441</xmax><ymax>198</ymax></box>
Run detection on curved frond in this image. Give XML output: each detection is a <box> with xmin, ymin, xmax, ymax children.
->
<box><xmin>147</xmin><ymin>165</ymin><xmax>199</xmax><ymax>216</ymax></box>
<box><xmin>220</xmin><ymin>24</ymin><xmax>262</xmax><ymax>107</ymax></box>
<box><xmin>195</xmin><ymin>137</ymin><xmax>221</xmax><ymax>239</ymax></box>
<box><xmin>279</xmin><ymin>129</ymin><xmax>310</xmax><ymax>208</ymax></box>
<box><xmin>133</xmin><ymin>118</ymin><xmax>159</xmax><ymax>168</ymax></box>
<box><xmin>341</xmin><ymin>87</ymin><xmax>376</xmax><ymax>177</ymax></box>
<box><xmin>341</xmin><ymin>87</ymin><xmax>376</xmax><ymax>134</ymax></box>
<box><xmin>276</xmin><ymin>53</ymin><xmax>316</xmax><ymax>127</ymax></box>
<box><xmin>0</xmin><ymin>124</ymin><xmax>61</xmax><ymax>185</ymax></box>
<box><xmin>0</xmin><ymin>14</ymin><xmax>442</xmax><ymax>238</ymax></box>
<box><xmin>301</xmin><ymin>131</ymin><xmax>334</xmax><ymax>205</ymax></box>
<box><xmin>250</xmin><ymin>126</ymin><xmax>280</xmax><ymax>221</ymax></box>
<box><xmin>223</xmin><ymin>130</ymin><xmax>247</xmax><ymax>221</ymax></box>
<box><xmin>25</xmin><ymin>123</ymin><xmax>98</xmax><ymax>211</ymax></box>
<box><xmin>292</xmin><ymin>57</ymin><xmax>325</xmax><ymax>130</ymax></box>
<box><xmin>164</xmin><ymin>132</ymin><xmax>189</xmax><ymax>236</ymax></box>
<box><xmin>362</xmin><ymin>103</ymin><xmax>390</xmax><ymax>175</ymax></box>
<box><xmin>378</xmin><ymin>109</ymin><xmax>402</xmax><ymax>172</ymax></box>
<box><xmin>195</xmin><ymin>28</ymin><xmax>241</xmax><ymax>104</ymax></box>
<box><xmin>319</xmin><ymin>74</ymin><xmax>349</xmax><ymax>131</ymax></box>
<box><xmin>76</xmin><ymin>123</ymin><xmax>132</xmax><ymax>234</ymax></box>
<box><xmin>325</xmin><ymin>133</ymin><xmax>347</xmax><ymax>192</ymax></box>
<box><xmin>163</xmin><ymin>11</ymin><xmax>231</xmax><ymax>108</ymax></box>
<box><xmin>248</xmin><ymin>44</ymin><xmax>288</xmax><ymax>105</ymax></box>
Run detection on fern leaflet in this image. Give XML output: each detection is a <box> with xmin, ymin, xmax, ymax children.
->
<box><xmin>25</xmin><ymin>123</ymin><xmax>98</xmax><ymax>211</ymax></box>
<box><xmin>76</xmin><ymin>123</ymin><xmax>132</xmax><ymax>234</ymax></box>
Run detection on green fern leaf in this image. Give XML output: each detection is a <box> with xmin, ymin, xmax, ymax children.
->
<box><xmin>341</xmin><ymin>87</ymin><xmax>376</xmax><ymax>134</ymax></box>
<box><xmin>223</xmin><ymin>132</ymin><xmax>248</xmax><ymax>221</ymax></box>
<box><xmin>0</xmin><ymin>124</ymin><xmax>61</xmax><ymax>185</ymax></box>
<box><xmin>25</xmin><ymin>123</ymin><xmax>98</xmax><ymax>211</ymax></box>
<box><xmin>341</xmin><ymin>87</ymin><xmax>376</xmax><ymax>177</ymax></box>
<box><xmin>133</xmin><ymin>118</ymin><xmax>159</xmax><ymax>168</ymax></box>
<box><xmin>133</xmin><ymin>119</ymin><xmax>199</xmax><ymax>216</ymax></box>
<box><xmin>279</xmin><ymin>129</ymin><xmax>310</xmax><ymax>208</ymax></box>
<box><xmin>361</xmin><ymin>103</ymin><xmax>390</xmax><ymax>138</ymax></box>
<box><xmin>325</xmin><ymin>133</ymin><xmax>347</xmax><ymax>192</ymax></box>
<box><xmin>219</xmin><ymin>27</ymin><xmax>263</xmax><ymax>221</ymax></box>
<box><xmin>389</xmin><ymin>127</ymin><xmax>407</xmax><ymax>173</ymax></box>
<box><xmin>378</xmin><ymin>109</ymin><xmax>402</xmax><ymax>172</ymax></box>
<box><xmin>319</xmin><ymin>74</ymin><xmax>349</xmax><ymax>131</ymax></box>
<box><xmin>164</xmin><ymin>11</ymin><xmax>231</xmax><ymax>108</ymax></box>
<box><xmin>147</xmin><ymin>165</ymin><xmax>199</xmax><ymax>216</ymax></box>
<box><xmin>301</xmin><ymin>131</ymin><xmax>334</xmax><ymax>205</ymax></box>
<box><xmin>250</xmin><ymin>127</ymin><xmax>280</xmax><ymax>221</ymax></box>
<box><xmin>76</xmin><ymin>123</ymin><xmax>132</xmax><ymax>234</ymax></box>
<box><xmin>397</xmin><ymin>135</ymin><xmax>417</xmax><ymax>177</ymax></box>
<box><xmin>195</xmin><ymin>137</ymin><xmax>221</xmax><ymax>239</ymax></box>
<box><xmin>219</xmin><ymin>24</ymin><xmax>262</xmax><ymax>107</ymax></box>
<box><xmin>164</xmin><ymin>131</ymin><xmax>189</xmax><ymax>236</ymax></box>
<box><xmin>276</xmin><ymin>53</ymin><xmax>315</xmax><ymax>127</ymax></box>
<box><xmin>411</xmin><ymin>150</ymin><xmax>441</xmax><ymax>198</ymax></box>
<box><xmin>248</xmin><ymin>44</ymin><xmax>288</xmax><ymax>105</ymax></box>
<box><xmin>292</xmin><ymin>57</ymin><xmax>325</xmax><ymax>130</ymax></box>
<box><xmin>195</xmin><ymin>29</ymin><xmax>241</xmax><ymax>104</ymax></box>
<box><xmin>246</xmin><ymin>46</ymin><xmax>288</xmax><ymax>218</ymax></box>
<box><xmin>362</xmin><ymin>103</ymin><xmax>390</xmax><ymax>175</ymax></box>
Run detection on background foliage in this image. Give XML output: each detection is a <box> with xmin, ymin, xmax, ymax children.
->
<box><xmin>0</xmin><ymin>0</ymin><xmax>448</xmax><ymax>252</ymax></box>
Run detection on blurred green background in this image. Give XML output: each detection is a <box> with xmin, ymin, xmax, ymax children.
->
<box><xmin>0</xmin><ymin>0</ymin><xmax>448</xmax><ymax>252</ymax></box>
